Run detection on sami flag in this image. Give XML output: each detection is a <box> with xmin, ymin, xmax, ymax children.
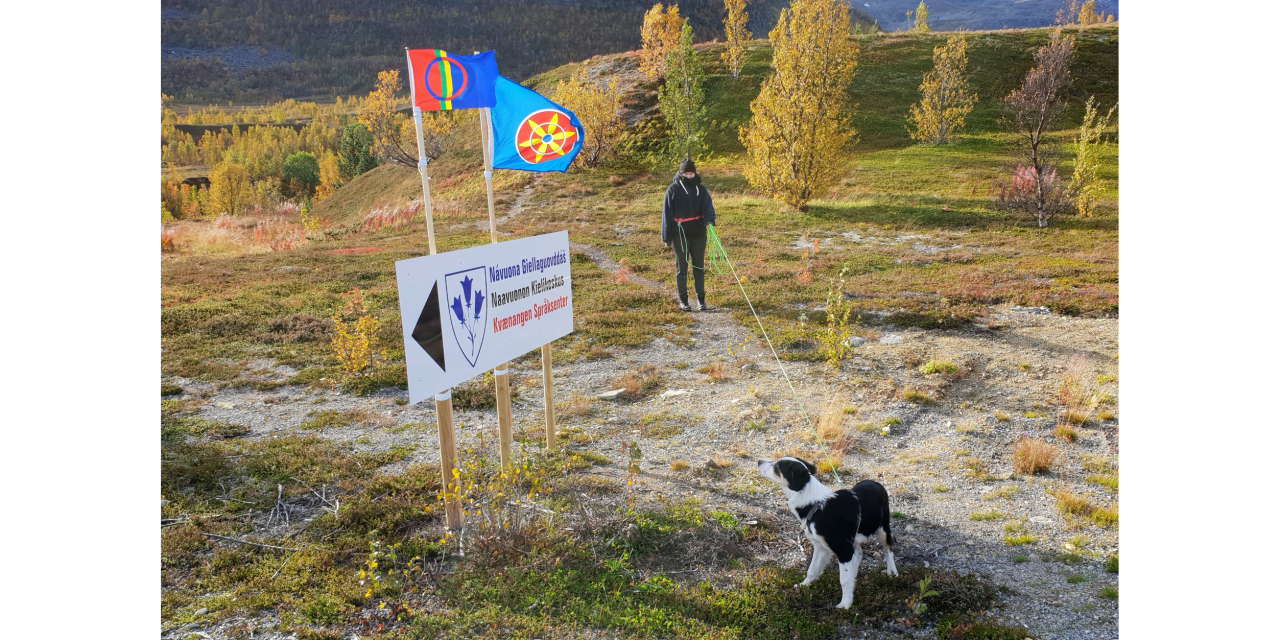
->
<box><xmin>405</xmin><ymin>49</ymin><xmax>498</xmax><ymax>111</ymax></box>
<box><xmin>488</xmin><ymin>76</ymin><xmax>584</xmax><ymax>173</ymax></box>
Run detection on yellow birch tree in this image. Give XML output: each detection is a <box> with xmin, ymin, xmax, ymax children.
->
<box><xmin>1070</xmin><ymin>95</ymin><xmax>1116</xmax><ymax>217</ymax></box>
<box><xmin>722</xmin><ymin>0</ymin><xmax>749</xmax><ymax>79</ymax></box>
<box><xmin>906</xmin><ymin>35</ymin><xmax>976</xmax><ymax>144</ymax></box>
<box><xmin>913</xmin><ymin>2</ymin><xmax>931</xmax><ymax>33</ymax></box>
<box><xmin>209</xmin><ymin>159</ymin><xmax>253</xmax><ymax>216</ymax></box>
<box><xmin>739</xmin><ymin>0</ymin><xmax>858</xmax><ymax>211</ymax></box>
<box><xmin>1078</xmin><ymin>0</ymin><xmax>1106</xmax><ymax>25</ymax></box>
<box><xmin>315</xmin><ymin>150</ymin><xmax>342</xmax><ymax>200</ymax></box>
<box><xmin>640</xmin><ymin>4</ymin><xmax>683</xmax><ymax>81</ymax></box>
<box><xmin>357</xmin><ymin>69</ymin><xmax>458</xmax><ymax>167</ymax></box>
<box><xmin>553</xmin><ymin>69</ymin><xmax>626</xmax><ymax>168</ymax></box>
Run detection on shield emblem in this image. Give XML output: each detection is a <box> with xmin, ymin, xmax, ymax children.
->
<box><xmin>443</xmin><ymin>266</ymin><xmax>488</xmax><ymax>368</ymax></box>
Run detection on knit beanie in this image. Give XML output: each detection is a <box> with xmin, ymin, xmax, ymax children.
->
<box><xmin>678</xmin><ymin>157</ymin><xmax>696</xmax><ymax>174</ymax></box>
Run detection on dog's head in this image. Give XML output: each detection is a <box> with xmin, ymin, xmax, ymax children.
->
<box><xmin>757</xmin><ymin>457</ymin><xmax>819</xmax><ymax>492</ymax></box>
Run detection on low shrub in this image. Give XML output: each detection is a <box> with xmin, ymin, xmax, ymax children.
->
<box><xmin>1012</xmin><ymin>436</ymin><xmax>1057</xmax><ymax>475</ymax></box>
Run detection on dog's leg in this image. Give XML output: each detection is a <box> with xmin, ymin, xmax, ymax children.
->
<box><xmin>878</xmin><ymin>528</ymin><xmax>898</xmax><ymax>577</ymax></box>
<box><xmin>796</xmin><ymin>542</ymin><xmax>831</xmax><ymax>587</ymax></box>
<box><xmin>834</xmin><ymin>542</ymin><xmax>862</xmax><ymax>609</ymax></box>
<box><xmin>836</xmin><ymin>557</ymin><xmax>857</xmax><ymax>609</ymax></box>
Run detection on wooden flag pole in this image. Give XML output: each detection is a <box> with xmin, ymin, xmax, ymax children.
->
<box><xmin>411</xmin><ymin>95</ymin><xmax>461</xmax><ymax>529</ymax></box>
<box><xmin>478</xmin><ymin>104</ymin><xmax>514</xmax><ymax>469</ymax></box>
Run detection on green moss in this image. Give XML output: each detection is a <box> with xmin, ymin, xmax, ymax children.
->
<box><xmin>297</xmin><ymin>409</ymin><xmax>363</xmax><ymax>431</ymax></box>
<box><xmin>920</xmin><ymin>360</ymin><xmax>959</xmax><ymax>375</ymax></box>
<box><xmin>638</xmin><ymin>411</ymin><xmax>696</xmax><ymax>439</ymax></box>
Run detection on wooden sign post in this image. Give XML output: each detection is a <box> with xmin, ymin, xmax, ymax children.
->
<box><xmin>542</xmin><ymin>343</ymin><xmax>556</xmax><ymax>448</ymax></box>
<box><xmin>478</xmin><ymin>103</ymin><xmax>516</xmax><ymax>469</ymax></box>
<box><xmin>410</xmin><ymin>99</ymin><xmax>462</xmax><ymax>530</ymax></box>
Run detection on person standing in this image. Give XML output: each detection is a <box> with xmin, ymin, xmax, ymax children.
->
<box><xmin>661</xmin><ymin>158</ymin><xmax>716</xmax><ymax>311</ymax></box>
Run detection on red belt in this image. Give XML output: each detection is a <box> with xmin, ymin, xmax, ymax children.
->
<box><xmin>674</xmin><ymin>216</ymin><xmax>701</xmax><ymax>223</ymax></box>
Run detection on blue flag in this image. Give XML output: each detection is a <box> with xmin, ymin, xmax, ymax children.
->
<box><xmin>489</xmin><ymin>76</ymin><xmax>584</xmax><ymax>173</ymax></box>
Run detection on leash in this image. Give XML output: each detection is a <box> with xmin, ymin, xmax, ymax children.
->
<box><xmin>705</xmin><ymin>225</ymin><xmax>842</xmax><ymax>484</ymax></box>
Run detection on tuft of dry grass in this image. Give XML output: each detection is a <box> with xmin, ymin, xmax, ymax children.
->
<box><xmin>969</xmin><ymin>510</ymin><xmax>1003</xmax><ymax>521</ymax></box>
<box><xmin>770</xmin><ymin>444</ymin><xmax>818</xmax><ymax>462</ymax></box>
<box><xmin>613</xmin><ymin>364</ymin><xmax>663</xmax><ymax>401</ymax></box>
<box><xmin>1081</xmin><ymin>455</ymin><xmax>1114</xmax><ymax>473</ymax></box>
<box><xmin>1012</xmin><ymin>436</ymin><xmax>1057</xmax><ymax>475</ymax></box>
<box><xmin>1087</xmin><ymin>474</ymin><xmax>1118</xmax><ymax>492</ymax></box>
<box><xmin>706</xmin><ymin>458</ymin><xmax>734</xmax><ymax>470</ymax></box>
<box><xmin>900</xmin><ymin>346</ymin><xmax>928</xmax><ymax>369</ymax></box>
<box><xmin>815</xmin><ymin>453</ymin><xmax>843</xmax><ymax>474</ymax></box>
<box><xmin>984</xmin><ymin>484</ymin><xmax>1019</xmax><ymax>500</ymax></box>
<box><xmin>696</xmin><ymin>361</ymin><xmax>733</xmax><ymax>382</ymax></box>
<box><xmin>555</xmin><ymin>391</ymin><xmax>596</xmax><ymax>420</ymax></box>
<box><xmin>1049</xmin><ymin>487</ymin><xmax>1119</xmax><ymax>528</ymax></box>
<box><xmin>815</xmin><ymin>402</ymin><xmax>846</xmax><ymax>444</ymax></box>
<box><xmin>1054</xmin><ymin>425</ymin><xmax>1079</xmax><ymax>442</ymax></box>
<box><xmin>961</xmin><ymin>457</ymin><xmax>997</xmax><ymax>481</ymax></box>
<box><xmin>993</xmin><ymin>411</ymin><xmax>1010</xmax><ymax>422</ymax></box>
<box><xmin>669</xmin><ymin>460</ymin><xmax>690</xmax><ymax>472</ymax></box>
<box><xmin>1091</xmin><ymin>506</ymin><xmax>1119</xmax><ymax>527</ymax></box>
<box><xmin>900</xmin><ymin>388</ymin><xmax>933</xmax><ymax>404</ymax></box>
<box><xmin>1050</xmin><ymin>488</ymin><xmax>1093</xmax><ymax>517</ymax></box>
<box><xmin>1059</xmin><ymin>355</ymin><xmax>1103</xmax><ymax>425</ymax></box>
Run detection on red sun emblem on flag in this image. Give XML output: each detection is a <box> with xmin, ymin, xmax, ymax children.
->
<box><xmin>515</xmin><ymin>110</ymin><xmax>578</xmax><ymax>164</ymax></box>
<box><xmin>423</xmin><ymin>53</ymin><xmax>469</xmax><ymax>103</ymax></box>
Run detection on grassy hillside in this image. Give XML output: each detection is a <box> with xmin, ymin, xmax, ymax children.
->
<box><xmin>165</xmin><ymin>25</ymin><xmax>1118</xmax><ymax>382</ymax></box>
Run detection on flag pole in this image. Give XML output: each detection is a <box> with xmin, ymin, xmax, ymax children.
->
<box><xmin>408</xmin><ymin>48</ymin><xmax>460</xmax><ymax>529</ymax></box>
<box><xmin>479</xmin><ymin>103</ymin><xmax>515</xmax><ymax>470</ymax></box>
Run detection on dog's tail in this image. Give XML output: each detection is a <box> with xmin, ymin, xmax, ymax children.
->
<box><xmin>881</xmin><ymin>498</ymin><xmax>895</xmax><ymax>547</ymax></box>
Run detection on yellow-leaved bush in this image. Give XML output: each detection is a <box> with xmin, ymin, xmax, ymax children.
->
<box><xmin>907</xmin><ymin>35</ymin><xmax>976</xmax><ymax>145</ymax></box>
<box><xmin>553</xmin><ymin>69</ymin><xmax>625</xmax><ymax>168</ymax></box>
<box><xmin>721</xmin><ymin>0</ymin><xmax>749</xmax><ymax>79</ymax></box>
<box><xmin>739</xmin><ymin>0</ymin><xmax>858</xmax><ymax>212</ymax></box>
<box><xmin>639</xmin><ymin>3</ymin><xmax>683</xmax><ymax>82</ymax></box>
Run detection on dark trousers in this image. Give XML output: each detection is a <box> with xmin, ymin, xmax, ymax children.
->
<box><xmin>673</xmin><ymin>225</ymin><xmax>706</xmax><ymax>304</ymax></box>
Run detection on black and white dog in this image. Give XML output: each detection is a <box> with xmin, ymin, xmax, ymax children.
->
<box><xmin>757</xmin><ymin>456</ymin><xmax>898</xmax><ymax>609</ymax></box>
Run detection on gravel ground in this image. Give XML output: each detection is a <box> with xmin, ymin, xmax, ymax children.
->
<box><xmin>169</xmin><ymin>254</ymin><xmax>1119</xmax><ymax>639</ymax></box>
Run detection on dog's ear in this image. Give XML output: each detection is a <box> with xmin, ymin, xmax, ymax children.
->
<box><xmin>801</xmin><ymin>458</ymin><xmax>818</xmax><ymax>475</ymax></box>
<box><xmin>776</xmin><ymin>458</ymin><xmax>813</xmax><ymax>492</ymax></box>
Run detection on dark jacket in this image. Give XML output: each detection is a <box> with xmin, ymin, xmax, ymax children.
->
<box><xmin>661</xmin><ymin>173</ymin><xmax>716</xmax><ymax>244</ymax></box>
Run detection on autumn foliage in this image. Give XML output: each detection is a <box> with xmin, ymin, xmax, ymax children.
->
<box><xmin>1070</xmin><ymin>95</ymin><xmax>1116</xmax><ymax>217</ymax></box>
<box><xmin>721</xmin><ymin>0</ymin><xmax>750</xmax><ymax>79</ymax></box>
<box><xmin>553</xmin><ymin>69</ymin><xmax>626</xmax><ymax>168</ymax></box>
<box><xmin>740</xmin><ymin>0</ymin><xmax>858</xmax><ymax>211</ymax></box>
<box><xmin>907</xmin><ymin>35</ymin><xmax>976</xmax><ymax>145</ymax></box>
<box><xmin>999</xmin><ymin>32</ymin><xmax>1077</xmax><ymax>227</ymax></box>
<box><xmin>640</xmin><ymin>3</ymin><xmax>684</xmax><ymax>82</ymax></box>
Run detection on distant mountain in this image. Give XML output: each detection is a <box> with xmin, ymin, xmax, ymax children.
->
<box><xmin>161</xmin><ymin>0</ymin><xmax>876</xmax><ymax>103</ymax></box>
<box><xmin>853</xmin><ymin>0</ymin><xmax>1118</xmax><ymax>32</ymax></box>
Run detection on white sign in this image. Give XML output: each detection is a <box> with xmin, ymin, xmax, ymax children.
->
<box><xmin>394</xmin><ymin>231</ymin><xmax>574</xmax><ymax>404</ymax></box>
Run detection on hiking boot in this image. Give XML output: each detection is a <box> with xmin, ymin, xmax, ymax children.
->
<box><xmin>679</xmin><ymin>300</ymin><xmax>692</xmax><ymax>312</ymax></box>
<box><xmin>697</xmin><ymin>301</ymin><xmax>710</xmax><ymax>311</ymax></box>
